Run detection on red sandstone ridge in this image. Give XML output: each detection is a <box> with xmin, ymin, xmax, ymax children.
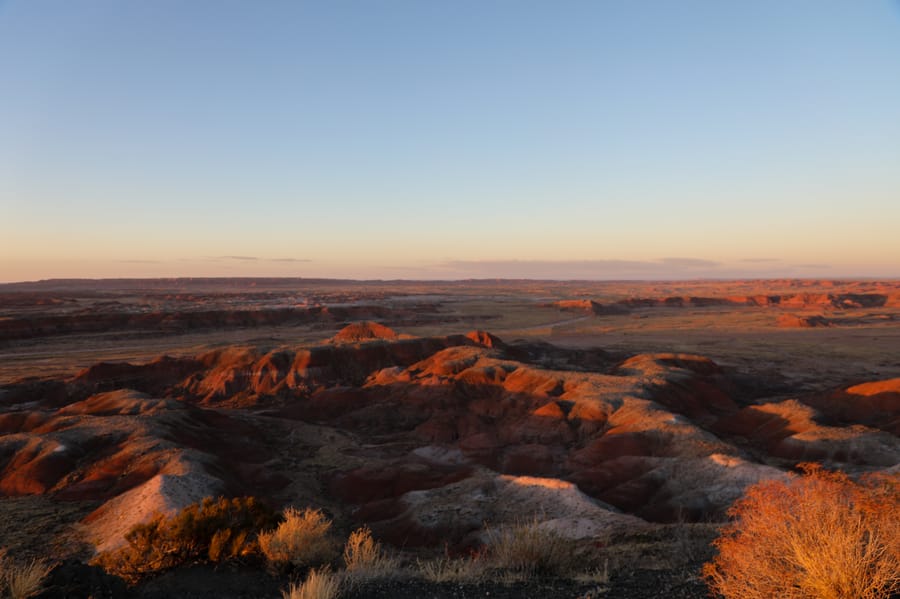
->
<box><xmin>331</xmin><ymin>321</ymin><xmax>400</xmax><ymax>343</ymax></box>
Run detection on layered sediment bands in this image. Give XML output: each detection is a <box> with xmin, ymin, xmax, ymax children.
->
<box><xmin>0</xmin><ymin>303</ymin><xmax>441</xmax><ymax>341</ymax></box>
<box><xmin>546</xmin><ymin>292</ymin><xmax>900</xmax><ymax>313</ymax></box>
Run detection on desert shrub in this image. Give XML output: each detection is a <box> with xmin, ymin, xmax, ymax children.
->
<box><xmin>259</xmin><ymin>507</ymin><xmax>336</xmax><ymax>568</ymax></box>
<box><xmin>484</xmin><ymin>519</ymin><xmax>574</xmax><ymax>579</ymax></box>
<box><xmin>0</xmin><ymin>550</ymin><xmax>52</xmax><ymax>599</ymax></box>
<box><xmin>341</xmin><ymin>526</ymin><xmax>396</xmax><ymax>582</ymax></box>
<box><xmin>93</xmin><ymin>496</ymin><xmax>277</xmax><ymax>583</ymax></box>
<box><xmin>281</xmin><ymin>566</ymin><xmax>342</xmax><ymax>599</ymax></box>
<box><xmin>703</xmin><ymin>465</ymin><xmax>900</xmax><ymax>599</ymax></box>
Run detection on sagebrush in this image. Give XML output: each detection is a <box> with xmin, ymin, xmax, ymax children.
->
<box><xmin>258</xmin><ymin>507</ymin><xmax>336</xmax><ymax>568</ymax></box>
<box><xmin>92</xmin><ymin>496</ymin><xmax>277</xmax><ymax>583</ymax></box>
<box><xmin>703</xmin><ymin>465</ymin><xmax>900</xmax><ymax>599</ymax></box>
<box><xmin>342</xmin><ymin>526</ymin><xmax>395</xmax><ymax>582</ymax></box>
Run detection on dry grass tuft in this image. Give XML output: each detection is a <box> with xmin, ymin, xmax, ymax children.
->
<box><xmin>573</xmin><ymin>558</ymin><xmax>609</xmax><ymax>584</ymax></box>
<box><xmin>484</xmin><ymin>519</ymin><xmax>574</xmax><ymax>580</ymax></box>
<box><xmin>0</xmin><ymin>550</ymin><xmax>52</xmax><ymax>599</ymax></box>
<box><xmin>341</xmin><ymin>526</ymin><xmax>396</xmax><ymax>584</ymax></box>
<box><xmin>259</xmin><ymin>507</ymin><xmax>336</xmax><ymax>568</ymax></box>
<box><xmin>417</xmin><ymin>553</ymin><xmax>485</xmax><ymax>583</ymax></box>
<box><xmin>704</xmin><ymin>465</ymin><xmax>900</xmax><ymax>599</ymax></box>
<box><xmin>281</xmin><ymin>566</ymin><xmax>342</xmax><ymax>599</ymax></box>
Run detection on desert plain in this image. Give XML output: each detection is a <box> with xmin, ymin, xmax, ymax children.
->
<box><xmin>1</xmin><ymin>277</ymin><xmax>898</xmax><ymax>598</ymax></box>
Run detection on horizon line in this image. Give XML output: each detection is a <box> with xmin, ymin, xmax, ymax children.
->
<box><xmin>3</xmin><ymin>275</ymin><xmax>900</xmax><ymax>287</ymax></box>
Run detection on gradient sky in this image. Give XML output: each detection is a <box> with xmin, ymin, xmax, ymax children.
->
<box><xmin>2</xmin><ymin>1</ymin><xmax>900</xmax><ymax>282</ymax></box>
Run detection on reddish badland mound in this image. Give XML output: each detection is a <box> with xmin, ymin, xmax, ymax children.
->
<box><xmin>0</xmin><ymin>387</ymin><xmax>285</xmax><ymax>550</ymax></box>
<box><xmin>295</xmin><ymin>343</ymin><xmax>781</xmax><ymax>523</ymax></box>
<box><xmin>714</xmin><ymin>398</ymin><xmax>899</xmax><ymax>466</ymax></box>
<box><xmin>805</xmin><ymin>377</ymin><xmax>900</xmax><ymax>435</ymax></box>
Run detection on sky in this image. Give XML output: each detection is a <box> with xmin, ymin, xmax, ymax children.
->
<box><xmin>2</xmin><ymin>1</ymin><xmax>900</xmax><ymax>282</ymax></box>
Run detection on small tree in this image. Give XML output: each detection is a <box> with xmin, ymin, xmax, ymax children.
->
<box><xmin>703</xmin><ymin>465</ymin><xmax>899</xmax><ymax>599</ymax></box>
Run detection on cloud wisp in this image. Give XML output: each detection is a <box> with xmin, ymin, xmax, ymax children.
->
<box><xmin>437</xmin><ymin>258</ymin><xmax>725</xmax><ymax>280</ymax></box>
<box><xmin>201</xmin><ymin>256</ymin><xmax>312</xmax><ymax>263</ymax></box>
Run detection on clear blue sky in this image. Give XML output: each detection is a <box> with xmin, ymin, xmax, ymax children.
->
<box><xmin>2</xmin><ymin>1</ymin><xmax>899</xmax><ymax>281</ymax></box>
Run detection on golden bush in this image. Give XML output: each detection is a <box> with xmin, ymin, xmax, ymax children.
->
<box><xmin>93</xmin><ymin>496</ymin><xmax>276</xmax><ymax>583</ymax></box>
<box><xmin>258</xmin><ymin>507</ymin><xmax>336</xmax><ymax>568</ymax></box>
<box><xmin>342</xmin><ymin>526</ymin><xmax>395</xmax><ymax>576</ymax></box>
<box><xmin>281</xmin><ymin>566</ymin><xmax>341</xmax><ymax>599</ymax></box>
<box><xmin>704</xmin><ymin>465</ymin><xmax>900</xmax><ymax>599</ymax></box>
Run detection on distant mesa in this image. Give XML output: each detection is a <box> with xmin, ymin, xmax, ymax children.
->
<box><xmin>541</xmin><ymin>292</ymin><xmax>900</xmax><ymax>315</ymax></box>
<box><xmin>776</xmin><ymin>314</ymin><xmax>833</xmax><ymax>328</ymax></box>
<box><xmin>331</xmin><ymin>321</ymin><xmax>400</xmax><ymax>343</ymax></box>
<box><xmin>553</xmin><ymin>299</ymin><xmax>601</xmax><ymax>312</ymax></box>
<box><xmin>549</xmin><ymin>299</ymin><xmax>628</xmax><ymax>315</ymax></box>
